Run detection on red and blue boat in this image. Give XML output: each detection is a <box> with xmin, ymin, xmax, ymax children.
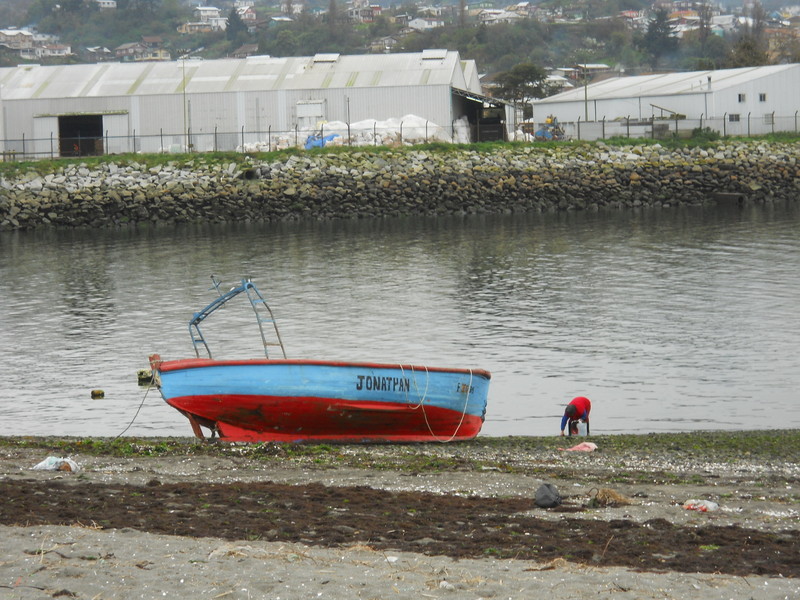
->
<box><xmin>149</xmin><ymin>277</ymin><xmax>490</xmax><ymax>443</ymax></box>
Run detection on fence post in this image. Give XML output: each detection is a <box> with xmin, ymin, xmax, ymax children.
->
<box><xmin>626</xmin><ymin>116</ymin><xmax>630</xmax><ymax>138</ymax></box>
<box><xmin>160</xmin><ymin>128</ymin><xmax>164</xmax><ymax>153</ymax></box>
<box><xmin>723</xmin><ymin>113</ymin><xmax>727</xmax><ymax>136</ymax></box>
<box><xmin>22</xmin><ymin>133</ymin><xmax>25</xmax><ymax>159</ymax></box>
<box><xmin>399</xmin><ymin>120</ymin><xmax>403</xmax><ymax>145</ymax></box>
<box><xmin>214</xmin><ymin>126</ymin><xmax>217</xmax><ymax>152</ymax></box>
<box><xmin>374</xmin><ymin>121</ymin><xmax>377</xmax><ymax>146</ymax></box>
<box><xmin>105</xmin><ymin>129</ymin><xmax>108</xmax><ymax>156</ymax></box>
<box><xmin>295</xmin><ymin>124</ymin><xmax>298</xmax><ymax>149</ymax></box>
<box><xmin>674</xmin><ymin>115</ymin><xmax>678</xmax><ymax>136</ymax></box>
<box><xmin>577</xmin><ymin>116</ymin><xmax>581</xmax><ymax>141</ymax></box>
<box><xmin>602</xmin><ymin>117</ymin><xmax>605</xmax><ymax>139</ymax></box>
<box><xmin>699</xmin><ymin>113</ymin><xmax>704</xmax><ymax>131</ymax></box>
<box><xmin>747</xmin><ymin>112</ymin><xmax>751</xmax><ymax>137</ymax></box>
<box><xmin>50</xmin><ymin>132</ymin><xmax>53</xmax><ymax>159</ymax></box>
<box><xmin>771</xmin><ymin>111</ymin><xmax>775</xmax><ymax>134</ymax></box>
<box><xmin>425</xmin><ymin>120</ymin><xmax>428</xmax><ymax>143</ymax></box>
<box><xmin>268</xmin><ymin>125</ymin><xmax>271</xmax><ymax>152</ymax></box>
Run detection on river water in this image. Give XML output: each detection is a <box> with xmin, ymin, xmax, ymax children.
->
<box><xmin>2</xmin><ymin>201</ymin><xmax>799</xmax><ymax>439</ymax></box>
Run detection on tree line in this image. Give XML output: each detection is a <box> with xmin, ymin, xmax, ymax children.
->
<box><xmin>2</xmin><ymin>0</ymin><xmax>796</xmax><ymax>108</ymax></box>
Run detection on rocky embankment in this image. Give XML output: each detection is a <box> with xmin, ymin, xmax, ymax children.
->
<box><xmin>1</xmin><ymin>140</ymin><xmax>798</xmax><ymax>230</ymax></box>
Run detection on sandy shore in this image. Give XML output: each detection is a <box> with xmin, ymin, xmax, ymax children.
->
<box><xmin>3</xmin><ymin>524</ymin><xmax>795</xmax><ymax>600</ymax></box>
<box><xmin>1</xmin><ymin>434</ymin><xmax>798</xmax><ymax>599</ymax></box>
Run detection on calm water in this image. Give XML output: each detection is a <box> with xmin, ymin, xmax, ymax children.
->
<box><xmin>2</xmin><ymin>202</ymin><xmax>799</xmax><ymax>438</ymax></box>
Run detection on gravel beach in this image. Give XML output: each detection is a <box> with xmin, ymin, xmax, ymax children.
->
<box><xmin>1</xmin><ymin>432</ymin><xmax>798</xmax><ymax>599</ymax></box>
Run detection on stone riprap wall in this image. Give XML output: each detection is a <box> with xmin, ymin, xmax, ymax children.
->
<box><xmin>1</xmin><ymin>141</ymin><xmax>798</xmax><ymax>230</ymax></box>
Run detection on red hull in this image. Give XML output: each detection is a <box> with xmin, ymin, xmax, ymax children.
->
<box><xmin>167</xmin><ymin>393</ymin><xmax>484</xmax><ymax>442</ymax></box>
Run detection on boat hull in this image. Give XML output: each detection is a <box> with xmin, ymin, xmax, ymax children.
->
<box><xmin>150</xmin><ymin>356</ymin><xmax>490</xmax><ymax>443</ymax></box>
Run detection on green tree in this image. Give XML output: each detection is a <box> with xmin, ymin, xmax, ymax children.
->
<box><xmin>636</xmin><ymin>8</ymin><xmax>678</xmax><ymax>69</ymax></box>
<box><xmin>492</xmin><ymin>63</ymin><xmax>548</xmax><ymax>118</ymax></box>
<box><xmin>725</xmin><ymin>1</ymin><xmax>770</xmax><ymax>67</ymax></box>
<box><xmin>117</xmin><ymin>0</ymin><xmax>160</xmax><ymax>11</ymax></box>
<box><xmin>678</xmin><ymin>28</ymin><xmax>729</xmax><ymax>70</ymax></box>
<box><xmin>727</xmin><ymin>35</ymin><xmax>770</xmax><ymax>67</ymax></box>
<box><xmin>226</xmin><ymin>7</ymin><xmax>248</xmax><ymax>43</ymax></box>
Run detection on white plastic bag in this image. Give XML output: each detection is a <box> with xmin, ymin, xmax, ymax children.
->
<box><xmin>32</xmin><ymin>456</ymin><xmax>80</xmax><ymax>472</ymax></box>
<box><xmin>683</xmin><ymin>499</ymin><xmax>719</xmax><ymax>512</ymax></box>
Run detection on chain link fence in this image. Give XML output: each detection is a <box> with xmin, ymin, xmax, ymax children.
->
<box><xmin>2</xmin><ymin>112</ymin><xmax>799</xmax><ymax>162</ymax></box>
<box><xmin>513</xmin><ymin>112</ymin><xmax>800</xmax><ymax>142</ymax></box>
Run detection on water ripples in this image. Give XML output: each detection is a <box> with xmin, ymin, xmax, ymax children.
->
<box><xmin>1</xmin><ymin>203</ymin><xmax>799</xmax><ymax>437</ymax></box>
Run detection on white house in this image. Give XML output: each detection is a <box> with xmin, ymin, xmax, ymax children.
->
<box><xmin>19</xmin><ymin>44</ymin><xmax>72</xmax><ymax>60</ymax></box>
<box><xmin>478</xmin><ymin>9</ymin><xmax>521</xmax><ymax>24</ymax></box>
<box><xmin>236</xmin><ymin>5</ymin><xmax>257</xmax><ymax>21</ymax></box>
<box><xmin>407</xmin><ymin>17</ymin><xmax>445</xmax><ymax>31</ymax></box>
<box><xmin>194</xmin><ymin>6</ymin><xmax>222</xmax><ymax>22</ymax></box>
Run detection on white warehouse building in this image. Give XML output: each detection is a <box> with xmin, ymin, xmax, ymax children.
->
<box><xmin>533</xmin><ymin>63</ymin><xmax>800</xmax><ymax>138</ymax></box>
<box><xmin>0</xmin><ymin>50</ymin><xmax>510</xmax><ymax>159</ymax></box>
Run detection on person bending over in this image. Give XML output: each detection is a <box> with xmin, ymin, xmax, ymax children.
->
<box><xmin>560</xmin><ymin>396</ymin><xmax>591</xmax><ymax>436</ymax></box>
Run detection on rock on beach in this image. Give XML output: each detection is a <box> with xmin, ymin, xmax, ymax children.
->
<box><xmin>1</xmin><ymin>140</ymin><xmax>798</xmax><ymax>230</ymax></box>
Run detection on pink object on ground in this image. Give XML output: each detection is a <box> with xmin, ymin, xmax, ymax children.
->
<box><xmin>559</xmin><ymin>442</ymin><xmax>598</xmax><ymax>452</ymax></box>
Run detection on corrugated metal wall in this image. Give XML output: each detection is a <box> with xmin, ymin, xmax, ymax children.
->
<box><xmin>2</xmin><ymin>84</ymin><xmax>459</xmax><ymax>156</ymax></box>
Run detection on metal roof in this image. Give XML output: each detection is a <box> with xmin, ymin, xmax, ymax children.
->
<box><xmin>0</xmin><ymin>50</ymin><xmax>479</xmax><ymax>101</ymax></box>
<box><xmin>536</xmin><ymin>64</ymin><xmax>798</xmax><ymax>104</ymax></box>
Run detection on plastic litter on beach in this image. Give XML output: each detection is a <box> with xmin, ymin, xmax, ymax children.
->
<box><xmin>559</xmin><ymin>442</ymin><xmax>598</xmax><ymax>452</ymax></box>
<box><xmin>32</xmin><ymin>456</ymin><xmax>80</xmax><ymax>472</ymax></box>
<box><xmin>683</xmin><ymin>499</ymin><xmax>719</xmax><ymax>512</ymax></box>
<box><xmin>535</xmin><ymin>483</ymin><xmax>562</xmax><ymax>508</ymax></box>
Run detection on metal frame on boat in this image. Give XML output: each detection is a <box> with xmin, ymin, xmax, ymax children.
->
<box><xmin>149</xmin><ymin>277</ymin><xmax>490</xmax><ymax>443</ymax></box>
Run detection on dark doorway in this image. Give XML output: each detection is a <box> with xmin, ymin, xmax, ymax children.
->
<box><xmin>451</xmin><ymin>90</ymin><xmax>508</xmax><ymax>143</ymax></box>
<box><xmin>59</xmin><ymin>115</ymin><xmax>104</xmax><ymax>157</ymax></box>
<box><xmin>475</xmin><ymin>106</ymin><xmax>506</xmax><ymax>142</ymax></box>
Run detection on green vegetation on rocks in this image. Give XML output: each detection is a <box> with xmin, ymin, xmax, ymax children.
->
<box><xmin>1</xmin><ymin>139</ymin><xmax>798</xmax><ymax>231</ymax></box>
<box><xmin>2</xmin><ymin>430</ymin><xmax>798</xmax><ymax>474</ymax></box>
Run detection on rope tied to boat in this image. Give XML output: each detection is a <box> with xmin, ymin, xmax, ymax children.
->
<box><xmin>402</xmin><ymin>365</ymin><xmax>473</xmax><ymax>443</ymax></box>
<box><xmin>113</xmin><ymin>370</ymin><xmax>156</xmax><ymax>439</ymax></box>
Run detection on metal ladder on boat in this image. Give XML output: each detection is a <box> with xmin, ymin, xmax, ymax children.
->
<box><xmin>244</xmin><ymin>279</ymin><xmax>287</xmax><ymax>359</ymax></box>
<box><xmin>189</xmin><ymin>276</ymin><xmax>287</xmax><ymax>360</ymax></box>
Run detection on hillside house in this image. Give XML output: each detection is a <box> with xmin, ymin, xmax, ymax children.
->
<box><xmin>407</xmin><ymin>17</ymin><xmax>445</xmax><ymax>31</ymax></box>
<box><xmin>236</xmin><ymin>5</ymin><xmax>257</xmax><ymax>21</ymax></box>
<box><xmin>0</xmin><ymin>29</ymin><xmax>33</xmax><ymax>50</ymax></box>
<box><xmin>19</xmin><ymin>43</ymin><xmax>72</xmax><ymax>60</ymax></box>
<box><xmin>478</xmin><ymin>9</ymin><xmax>522</xmax><ymax>24</ymax></box>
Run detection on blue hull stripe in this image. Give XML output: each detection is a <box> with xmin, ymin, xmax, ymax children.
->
<box><xmin>159</xmin><ymin>362</ymin><xmax>489</xmax><ymax>419</ymax></box>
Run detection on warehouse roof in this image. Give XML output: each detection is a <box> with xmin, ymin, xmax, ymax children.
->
<box><xmin>536</xmin><ymin>64</ymin><xmax>797</xmax><ymax>105</ymax></box>
<box><xmin>0</xmin><ymin>50</ymin><xmax>481</xmax><ymax>100</ymax></box>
